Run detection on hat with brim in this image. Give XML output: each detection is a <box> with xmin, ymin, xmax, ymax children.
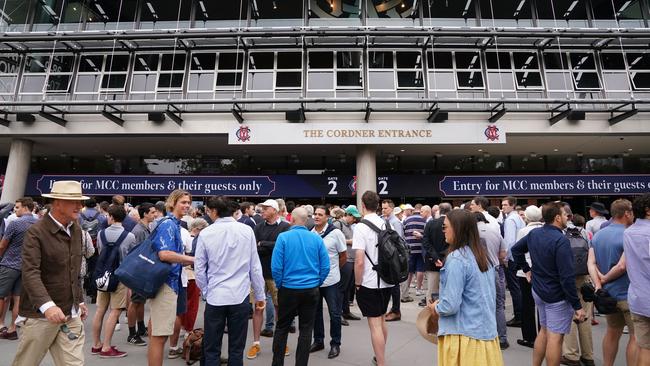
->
<box><xmin>403</xmin><ymin>204</ymin><xmax>415</xmax><ymax>211</ymax></box>
<box><xmin>393</xmin><ymin>207</ymin><xmax>402</xmax><ymax>215</ymax></box>
<box><xmin>344</xmin><ymin>205</ymin><xmax>362</xmax><ymax>218</ymax></box>
<box><xmin>41</xmin><ymin>180</ymin><xmax>89</xmax><ymax>201</ymax></box>
<box><xmin>260</xmin><ymin>199</ymin><xmax>279</xmax><ymax>211</ymax></box>
<box><xmin>416</xmin><ymin>307</ymin><xmax>439</xmax><ymax>344</ymax></box>
<box><xmin>588</xmin><ymin>202</ymin><xmax>609</xmax><ymax>215</ymax></box>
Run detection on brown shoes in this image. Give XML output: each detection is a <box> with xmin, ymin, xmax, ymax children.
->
<box><xmin>384</xmin><ymin>311</ymin><xmax>401</xmax><ymax>322</ymax></box>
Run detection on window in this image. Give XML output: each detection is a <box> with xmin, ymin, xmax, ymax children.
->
<box><xmin>0</xmin><ymin>54</ymin><xmax>21</xmax><ymax>97</ymax></box>
<box><xmin>251</xmin><ymin>0</ymin><xmax>303</xmax><ymax>26</ymax></box>
<box><xmin>570</xmin><ymin>52</ymin><xmax>600</xmax><ymax>90</ymax></box>
<box><xmin>308</xmin><ymin>0</ymin><xmax>361</xmax><ymax>26</ymax></box>
<box><xmin>536</xmin><ymin>0</ymin><xmax>589</xmax><ymax>28</ymax></box>
<box><xmin>480</xmin><ymin>0</ymin><xmax>532</xmax><ymax>27</ymax></box>
<box><xmin>592</xmin><ymin>0</ymin><xmax>643</xmax><ymax>28</ymax></box>
<box><xmin>22</xmin><ymin>54</ymin><xmax>75</xmax><ymax>94</ymax></box>
<box><xmin>366</xmin><ymin>0</ymin><xmax>418</xmax><ymax>25</ymax></box>
<box><xmin>485</xmin><ymin>51</ymin><xmax>515</xmax><ymax>95</ymax></box>
<box><xmin>131</xmin><ymin>52</ymin><xmax>186</xmax><ymax>98</ymax></box>
<box><xmin>368</xmin><ymin>50</ymin><xmax>423</xmax><ymax>95</ymax></box>
<box><xmin>0</xmin><ymin>0</ymin><xmax>30</xmax><ymax>32</ymax></box>
<box><xmin>83</xmin><ymin>0</ymin><xmax>137</xmax><ymax>30</ymax></box>
<box><xmin>627</xmin><ymin>52</ymin><xmax>650</xmax><ymax>90</ymax></box>
<box><xmin>424</xmin><ymin>0</ymin><xmax>476</xmax><ymax>26</ymax></box>
<box><xmin>140</xmin><ymin>0</ymin><xmax>191</xmax><ymax>29</ymax></box>
<box><xmin>600</xmin><ymin>52</ymin><xmax>632</xmax><ymax>94</ymax></box>
<box><xmin>248</xmin><ymin>51</ymin><xmax>303</xmax><ymax>103</ymax></box>
<box><xmin>513</xmin><ymin>52</ymin><xmax>543</xmax><ymax>89</ymax></box>
<box><xmin>194</xmin><ymin>0</ymin><xmax>248</xmax><ymax>27</ymax></box>
<box><xmin>454</xmin><ymin>52</ymin><xmax>484</xmax><ymax>88</ymax></box>
<box><xmin>543</xmin><ymin>52</ymin><xmax>573</xmax><ymax>94</ymax></box>
<box><xmin>76</xmin><ymin>54</ymin><xmax>130</xmax><ymax>94</ymax></box>
<box><xmin>307</xmin><ymin>50</ymin><xmax>363</xmax><ymax>104</ymax></box>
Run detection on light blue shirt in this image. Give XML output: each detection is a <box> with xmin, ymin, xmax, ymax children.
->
<box><xmin>436</xmin><ymin>246</ymin><xmax>497</xmax><ymax>341</ymax></box>
<box><xmin>272</xmin><ymin>226</ymin><xmax>330</xmax><ymax>289</ymax></box>
<box><xmin>592</xmin><ymin>223</ymin><xmax>629</xmax><ymax>301</ymax></box>
<box><xmin>504</xmin><ymin>211</ymin><xmax>525</xmax><ymax>260</ymax></box>
<box><xmin>624</xmin><ymin>218</ymin><xmax>650</xmax><ymax>317</ymax></box>
<box><xmin>194</xmin><ymin>217</ymin><xmax>265</xmax><ymax>306</ymax></box>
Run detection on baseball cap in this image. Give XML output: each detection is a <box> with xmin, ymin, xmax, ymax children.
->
<box><xmin>403</xmin><ymin>204</ymin><xmax>415</xmax><ymax>211</ymax></box>
<box><xmin>260</xmin><ymin>199</ymin><xmax>279</xmax><ymax>211</ymax></box>
<box><xmin>345</xmin><ymin>205</ymin><xmax>362</xmax><ymax>218</ymax></box>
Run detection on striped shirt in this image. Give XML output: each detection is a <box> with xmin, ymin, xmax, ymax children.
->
<box><xmin>403</xmin><ymin>214</ymin><xmax>426</xmax><ymax>254</ymax></box>
<box><xmin>1</xmin><ymin>214</ymin><xmax>38</xmax><ymax>271</ymax></box>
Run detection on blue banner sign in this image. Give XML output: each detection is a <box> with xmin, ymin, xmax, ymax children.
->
<box><xmin>439</xmin><ymin>175</ymin><xmax>650</xmax><ymax>197</ymax></box>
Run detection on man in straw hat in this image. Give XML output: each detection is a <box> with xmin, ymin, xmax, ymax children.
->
<box><xmin>12</xmin><ymin>180</ymin><xmax>90</xmax><ymax>366</ymax></box>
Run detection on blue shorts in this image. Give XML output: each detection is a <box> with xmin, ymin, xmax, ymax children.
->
<box><xmin>532</xmin><ymin>289</ymin><xmax>575</xmax><ymax>334</ymax></box>
<box><xmin>408</xmin><ymin>253</ymin><xmax>425</xmax><ymax>273</ymax></box>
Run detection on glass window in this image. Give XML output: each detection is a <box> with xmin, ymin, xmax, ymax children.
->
<box><xmin>194</xmin><ymin>0</ymin><xmax>248</xmax><ymax>28</ymax></box>
<box><xmin>601</xmin><ymin>53</ymin><xmax>626</xmax><ymax>70</ymax></box>
<box><xmin>215</xmin><ymin>52</ymin><xmax>244</xmax><ymax>90</ymax></box>
<box><xmin>135</xmin><ymin>54</ymin><xmax>159</xmax><ymax>72</ymax></box>
<box><xmin>309</xmin><ymin>51</ymin><xmax>334</xmax><ymax>69</ymax></box>
<box><xmin>140</xmin><ymin>0</ymin><xmax>191</xmax><ymax>29</ymax></box>
<box><xmin>592</xmin><ymin>0</ymin><xmax>643</xmax><ymax>28</ymax></box>
<box><xmin>251</xmin><ymin>0</ymin><xmax>303</xmax><ymax>26</ymax></box>
<box><xmin>77</xmin><ymin>54</ymin><xmax>130</xmax><ymax>93</ymax></box>
<box><xmin>570</xmin><ymin>52</ymin><xmax>600</xmax><ymax>90</ymax></box>
<box><xmin>84</xmin><ymin>0</ymin><xmax>137</xmax><ymax>30</ymax></box>
<box><xmin>424</xmin><ymin>0</ymin><xmax>476</xmax><ymax>26</ymax></box>
<box><xmin>455</xmin><ymin>52</ymin><xmax>481</xmax><ymax>69</ymax></box>
<box><xmin>337</xmin><ymin>51</ymin><xmax>362</xmax><ymax>68</ymax></box>
<box><xmin>23</xmin><ymin>54</ymin><xmax>74</xmax><ymax>93</ymax></box>
<box><xmin>366</xmin><ymin>0</ymin><xmax>418</xmax><ymax>26</ymax></box>
<box><xmin>601</xmin><ymin>52</ymin><xmax>630</xmax><ymax>93</ymax></box>
<box><xmin>369</xmin><ymin>51</ymin><xmax>393</xmax><ymax>69</ymax></box>
<box><xmin>536</xmin><ymin>0</ymin><xmax>589</xmax><ymax>28</ymax></box>
<box><xmin>191</xmin><ymin>53</ymin><xmax>216</xmax><ymax>71</ymax></box>
<box><xmin>0</xmin><ymin>54</ymin><xmax>21</xmax><ymax>95</ymax></box>
<box><xmin>627</xmin><ymin>53</ymin><xmax>650</xmax><ymax>90</ymax></box>
<box><xmin>0</xmin><ymin>0</ymin><xmax>30</xmax><ymax>32</ymax></box>
<box><xmin>308</xmin><ymin>0</ymin><xmax>361</xmax><ymax>26</ymax></box>
<box><xmin>480</xmin><ymin>0</ymin><xmax>532</xmax><ymax>27</ymax></box>
<box><xmin>249</xmin><ymin>53</ymin><xmax>274</xmax><ymax>70</ymax></box>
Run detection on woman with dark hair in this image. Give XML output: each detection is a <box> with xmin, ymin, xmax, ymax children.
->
<box><xmin>427</xmin><ymin>209</ymin><xmax>503</xmax><ymax>365</ymax></box>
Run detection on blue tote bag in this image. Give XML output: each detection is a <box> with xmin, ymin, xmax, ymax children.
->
<box><xmin>115</xmin><ymin>218</ymin><xmax>172</xmax><ymax>298</ymax></box>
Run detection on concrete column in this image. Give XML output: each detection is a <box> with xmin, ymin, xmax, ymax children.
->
<box><xmin>1</xmin><ymin>139</ymin><xmax>33</xmax><ymax>203</ymax></box>
<box><xmin>356</xmin><ymin>145</ymin><xmax>376</xmax><ymax>209</ymax></box>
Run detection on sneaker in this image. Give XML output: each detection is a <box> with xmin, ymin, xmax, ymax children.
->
<box><xmin>127</xmin><ymin>335</ymin><xmax>147</xmax><ymax>346</ymax></box>
<box><xmin>91</xmin><ymin>346</ymin><xmax>102</xmax><ymax>355</ymax></box>
<box><xmin>415</xmin><ymin>289</ymin><xmax>424</xmax><ymax>297</ymax></box>
<box><xmin>418</xmin><ymin>298</ymin><xmax>427</xmax><ymax>307</ymax></box>
<box><xmin>0</xmin><ymin>331</ymin><xmax>18</xmax><ymax>340</ymax></box>
<box><xmin>138</xmin><ymin>327</ymin><xmax>148</xmax><ymax>337</ymax></box>
<box><xmin>247</xmin><ymin>344</ymin><xmax>261</xmax><ymax>359</ymax></box>
<box><xmin>260</xmin><ymin>329</ymin><xmax>274</xmax><ymax>337</ymax></box>
<box><xmin>285</xmin><ymin>346</ymin><xmax>290</xmax><ymax>356</ymax></box>
<box><xmin>559</xmin><ymin>356</ymin><xmax>581</xmax><ymax>366</ymax></box>
<box><xmin>400</xmin><ymin>296</ymin><xmax>414</xmax><ymax>303</ymax></box>
<box><xmin>99</xmin><ymin>347</ymin><xmax>127</xmax><ymax>358</ymax></box>
<box><xmin>168</xmin><ymin>347</ymin><xmax>182</xmax><ymax>359</ymax></box>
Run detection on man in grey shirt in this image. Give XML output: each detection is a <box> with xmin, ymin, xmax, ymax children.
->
<box><xmin>129</xmin><ymin>202</ymin><xmax>155</xmax><ymax>248</ymax></box>
<box><xmin>381</xmin><ymin>199</ymin><xmax>406</xmax><ymax>321</ymax></box>
<box><xmin>476</xmin><ymin>212</ymin><xmax>509</xmax><ymax>350</ymax></box>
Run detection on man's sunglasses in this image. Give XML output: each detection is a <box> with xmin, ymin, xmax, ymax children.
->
<box><xmin>60</xmin><ymin>324</ymin><xmax>80</xmax><ymax>340</ymax></box>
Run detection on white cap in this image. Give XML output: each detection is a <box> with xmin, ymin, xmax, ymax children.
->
<box><xmin>393</xmin><ymin>207</ymin><xmax>402</xmax><ymax>215</ymax></box>
<box><xmin>403</xmin><ymin>204</ymin><xmax>415</xmax><ymax>211</ymax></box>
<box><xmin>260</xmin><ymin>199</ymin><xmax>279</xmax><ymax>211</ymax></box>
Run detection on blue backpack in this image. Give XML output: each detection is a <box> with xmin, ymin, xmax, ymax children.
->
<box><xmin>93</xmin><ymin>230</ymin><xmax>129</xmax><ymax>292</ymax></box>
<box><xmin>115</xmin><ymin>218</ymin><xmax>173</xmax><ymax>298</ymax></box>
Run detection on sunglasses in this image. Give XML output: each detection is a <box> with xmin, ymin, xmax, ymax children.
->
<box><xmin>60</xmin><ymin>324</ymin><xmax>80</xmax><ymax>340</ymax></box>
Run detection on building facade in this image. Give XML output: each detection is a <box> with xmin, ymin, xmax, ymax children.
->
<box><xmin>1</xmin><ymin>0</ymin><xmax>650</xmax><ymax>205</ymax></box>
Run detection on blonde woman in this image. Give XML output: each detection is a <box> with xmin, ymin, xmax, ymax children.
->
<box><xmin>427</xmin><ymin>209</ymin><xmax>503</xmax><ymax>366</ymax></box>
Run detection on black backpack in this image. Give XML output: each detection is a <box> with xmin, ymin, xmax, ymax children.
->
<box><xmin>360</xmin><ymin>219</ymin><xmax>409</xmax><ymax>286</ymax></box>
<box><xmin>566</xmin><ymin>227</ymin><xmax>589</xmax><ymax>276</ymax></box>
<box><xmin>94</xmin><ymin>229</ymin><xmax>129</xmax><ymax>292</ymax></box>
<box><xmin>80</xmin><ymin>212</ymin><xmax>102</xmax><ymax>242</ymax></box>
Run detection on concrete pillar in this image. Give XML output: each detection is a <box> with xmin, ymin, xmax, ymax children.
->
<box><xmin>356</xmin><ymin>145</ymin><xmax>376</xmax><ymax>209</ymax></box>
<box><xmin>1</xmin><ymin>139</ymin><xmax>33</xmax><ymax>203</ymax></box>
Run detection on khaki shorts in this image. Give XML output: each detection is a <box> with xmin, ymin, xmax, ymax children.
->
<box><xmin>250</xmin><ymin>279</ymin><xmax>278</xmax><ymax>307</ymax></box>
<box><xmin>149</xmin><ymin>284</ymin><xmax>178</xmax><ymax>337</ymax></box>
<box><xmin>96</xmin><ymin>283</ymin><xmax>128</xmax><ymax>310</ymax></box>
<box><xmin>606</xmin><ymin>300</ymin><xmax>634</xmax><ymax>330</ymax></box>
<box><xmin>632</xmin><ymin>313</ymin><xmax>650</xmax><ymax>350</ymax></box>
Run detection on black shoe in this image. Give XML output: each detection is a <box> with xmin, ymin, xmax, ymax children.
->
<box><xmin>260</xmin><ymin>329</ymin><xmax>274</xmax><ymax>337</ymax></box>
<box><xmin>516</xmin><ymin>339</ymin><xmax>534</xmax><ymax>348</ymax></box>
<box><xmin>506</xmin><ymin>318</ymin><xmax>522</xmax><ymax>327</ymax></box>
<box><xmin>579</xmin><ymin>357</ymin><xmax>595</xmax><ymax>366</ymax></box>
<box><xmin>341</xmin><ymin>318</ymin><xmax>349</xmax><ymax>326</ymax></box>
<box><xmin>127</xmin><ymin>334</ymin><xmax>147</xmax><ymax>346</ymax></box>
<box><xmin>289</xmin><ymin>325</ymin><xmax>296</xmax><ymax>333</ymax></box>
<box><xmin>309</xmin><ymin>342</ymin><xmax>325</xmax><ymax>353</ymax></box>
<box><xmin>328</xmin><ymin>345</ymin><xmax>340</xmax><ymax>359</ymax></box>
<box><xmin>138</xmin><ymin>327</ymin><xmax>148</xmax><ymax>337</ymax></box>
<box><xmin>418</xmin><ymin>298</ymin><xmax>427</xmax><ymax>307</ymax></box>
<box><xmin>500</xmin><ymin>341</ymin><xmax>510</xmax><ymax>350</ymax></box>
<box><xmin>342</xmin><ymin>312</ymin><xmax>361</xmax><ymax>321</ymax></box>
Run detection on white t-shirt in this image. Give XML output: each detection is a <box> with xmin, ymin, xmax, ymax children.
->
<box><xmin>313</xmin><ymin>224</ymin><xmax>347</xmax><ymax>287</ymax></box>
<box><xmin>352</xmin><ymin>213</ymin><xmax>392</xmax><ymax>289</ymax></box>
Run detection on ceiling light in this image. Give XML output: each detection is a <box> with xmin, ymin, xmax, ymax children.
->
<box><xmin>576</xmin><ymin>152</ymin><xmax>584</xmax><ymax>157</ymax></box>
<box><xmin>530</xmin><ymin>152</ymin><xmax>537</xmax><ymax>158</ymax></box>
<box><xmin>623</xmin><ymin>152</ymin><xmax>630</xmax><ymax>157</ymax></box>
<box><xmin>400</xmin><ymin>149</ymin><xmax>405</xmax><ymax>152</ymax></box>
<box><xmin>273</xmin><ymin>1</ymin><xmax>277</xmax><ymax>10</ymax></box>
<box><xmin>477</xmin><ymin>149</ymin><xmax>483</xmax><ymax>152</ymax></box>
<box><xmin>95</xmin><ymin>3</ymin><xmax>106</xmax><ymax>15</ymax></box>
<box><xmin>198</xmin><ymin>0</ymin><xmax>206</xmax><ymax>12</ymax></box>
<box><xmin>553</xmin><ymin>148</ymin><xmax>559</xmax><ymax>152</ymax></box>
<box><xmin>435</xmin><ymin>152</ymin><xmax>443</xmax><ymax>158</ymax></box>
<box><xmin>628</xmin><ymin>148</ymin><xmax>633</xmax><ymax>151</ymax></box>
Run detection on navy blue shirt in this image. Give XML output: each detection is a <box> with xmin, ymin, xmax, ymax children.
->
<box><xmin>512</xmin><ymin>224</ymin><xmax>582</xmax><ymax>310</ymax></box>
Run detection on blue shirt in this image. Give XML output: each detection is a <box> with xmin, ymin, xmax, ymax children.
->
<box><xmin>504</xmin><ymin>211</ymin><xmax>525</xmax><ymax>260</ymax></box>
<box><xmin>624</xmin><ymin>218</ymin><xmax>650</xmax><ymax>317</ymax></box>
<box><xmin>1</xmin><ymin>214</ymin><xmax>38</xmax><ymax>271</ymax></box>
<box><xmin>435</xmin><ymin>246</ymin><xmax>497</xmax><ymax>341</ymax></box>
<box><xmin>403</xmin><ymin>214</ymin><xmax>426</xmax><ymax>255</ymax></box>
<box><xmin>591</xmin><ymin>223</ymin><xmax>629</xmax><ymax>301</ymax></box>
<box><xmin>194</xmin><ymin>217</ymin><xmax>265</xmax><ymax>306</ymax></box>
<box><xmin>150</xmin><ymin>215</ymin><xmax>184</xmax><ymax>294</ymax></box>
<box><xmin>271</xmin><ymin>226</ymin><xmax>330</xmax><ymax>289</ymax></box>
<box><xmin>512</xmin><ymin>224</ymin><xmax>582</xmax><ymax>310</ymax></box>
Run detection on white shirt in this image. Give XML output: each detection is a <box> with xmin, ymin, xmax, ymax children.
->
<box><xmin>352</xmin><ymin>213</ymin><xmax>392</xmax><ymax>289</ymax></box>
<box><xmin>482</xmin><ymin>211</ymin><xmax>502</xmax><ymax>234</ymax></box>
<box><xmin>312</xmin><ymin>223</ymin><xmax>347</xmax><ymax>287</ymax></box>
<box><xmin>586</xmin><ymin>216</ymin><xmax>607</xmax><ymax>236</ymax></box>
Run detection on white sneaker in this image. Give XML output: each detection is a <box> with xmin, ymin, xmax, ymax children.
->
<box><xmin>114</xmin><ymin>323</ymin><xmax>121</xmax><ymax>332</ymax></box>
<box><xmin>415</xmin><ymin>289</ymin><xmax>423</xmax><ymax>297</ymax></box>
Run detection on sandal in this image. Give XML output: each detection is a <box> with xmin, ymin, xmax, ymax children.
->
<box><xmin>0</xmin><ymin>327</ymin><xmax>7</xmax><ymax>334</ymax></box>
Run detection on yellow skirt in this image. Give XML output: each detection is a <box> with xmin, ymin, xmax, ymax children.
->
<box><xmin>437</xmin><ymin>335</ymin><xmax>504</xmax><ymax>366</ymax></box>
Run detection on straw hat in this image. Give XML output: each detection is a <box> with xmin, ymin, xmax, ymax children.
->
<box><xmin>42</xmin><ymin>180</ymin><xmax>89</xmax><ymax>201</ymax></box>
<box><xmin>416</xmin><ymin>307</ymin><xmax>439</xmax><ymax>344</ymax></box>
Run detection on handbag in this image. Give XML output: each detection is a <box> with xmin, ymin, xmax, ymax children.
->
<box><xmin>115</xmin><ymin>218</ymin><xmax>173</xmax><ymax>298</ymax></box>
<box><xmin>594</xmin><ymin>289</ymin><xmax>618</xmax><ymax>315</ymax></box>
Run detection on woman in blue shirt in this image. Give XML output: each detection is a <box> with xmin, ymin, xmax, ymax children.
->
<box><xmin>427</xmin><ymin>209</ymin><xmax>504</xmax><ymax>366</ymax></box>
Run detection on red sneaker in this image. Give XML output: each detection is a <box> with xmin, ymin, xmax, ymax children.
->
<box><xmin>91</xmin><ymin>346</ymin><xmax>102</xmax><ymax>355</ymax></box>
<box><xmin>99</xmin><ymin>347</ymin><xmax>127</xmax><ymax>358</ymax></box>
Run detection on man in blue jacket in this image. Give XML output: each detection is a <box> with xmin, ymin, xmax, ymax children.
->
<box><xmin>512</xmin><ymin>201</ymin><xmax>586</xmax><ymax>366</ymax></box>
<box><xmin>271</xmin><ymin>207</ymin><xmax>329</xmax><ymax>366</ymax></box>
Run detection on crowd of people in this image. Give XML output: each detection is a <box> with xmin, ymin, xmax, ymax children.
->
<box><xmin>0</xmin><ymin>180</ymin><xmax>648</xmax><ymax>366</ymax></box>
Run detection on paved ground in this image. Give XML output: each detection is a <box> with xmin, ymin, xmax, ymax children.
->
<box><xmin>0</xmin><ymin>290</ymin><xmax>629</xmax><ymax>365</ymax></box>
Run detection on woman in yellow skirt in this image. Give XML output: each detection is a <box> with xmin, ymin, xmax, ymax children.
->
<box><xmin>427</xmin><ymin>209</ymin><xmax>504</xmax><ymax>366</ymax></box>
